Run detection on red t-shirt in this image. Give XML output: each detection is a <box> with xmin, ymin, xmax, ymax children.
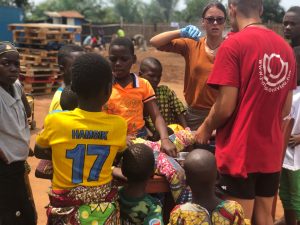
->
<box><xmin>208</xmin><ymin>27</ymin><xmax>297</xmax><ymax>178</ymax></box>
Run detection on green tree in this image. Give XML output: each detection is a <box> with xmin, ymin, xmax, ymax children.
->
<box><xmin>29</xmin><ymin>0</ymin><xmax>113</xmax><ymax>23</ymax></box>
<box><xmin>262</xmin><ymin>0</ymin><xmax>285</xmax><ymax>23</ymax></box>
<box><xmin>182</xmin><ymin>0</ymin><xmax>210</xmax><ymax>22</ymax></box>
<box><xmin>0</xmin><ymin>0</ymin><xmax>28</xmax><ymax>7</ymax></box>
<box><xmin>142</xmin><ymin>0</ymin><xmax>165</xmax><ymax>23</ymax></box>
<box><xmin>155</xmin><ymin>0</ymin><xmax>179</xmax><ymax>22</ymax></box>
<box><xmin>111</xmin><ymin>0</ymin><xmax>144</xmax><ymax>23</ymax></box>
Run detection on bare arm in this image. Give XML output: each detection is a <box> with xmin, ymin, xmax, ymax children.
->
<box><xmin>34</xmin><ymin>145</ymin><xmax>52</xmax><ymax>160</ymax></box>
<box><xmin>145</xmin><ymin>100</ymin><xmax>177</xmax><ymax>157</ymax></box>
<box><xmin>21</xmin><ymin>93</ymin><xmax>32</xmax><ymax>118</ymax></box>
<box><xmin>150</xmin><ymin>30</ymin><xmax>181</xmax><ymax>48</ymax></box>
<box><xmin>282</xmin><ymin>90</ymin><xmax>293</xmax><ymax>119</ymax></box>
<box><xmin>195</xmin><ymin>86</ymin><xmax>238</xmax><ymax>144</ymax></box>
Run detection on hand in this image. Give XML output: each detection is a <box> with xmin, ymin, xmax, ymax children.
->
<box><xmin>180</xmin><ymin>25</ymin><xmax>201</xmax><ymax>41</ymax></box>
<box><xmin>194</xmin><ymin>123</ymin><xmax>213</xmax><ymax>145</ymax></box>
<box><xmin>160</xmin><ymin>139</ymin><xmax>177</xmax><ymax>157</ymax></box>
<box><xmin>289</xmin><ymin>134</ymin><xmax>300</xmax><ymax>148</ymax></box>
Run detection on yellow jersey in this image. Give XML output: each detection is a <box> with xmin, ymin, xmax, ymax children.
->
<box><xmin>36</xmin><ymin>108</ymin><xmax>127</xmax><ymax>190</ymax></box>
<box><xmin>49</xmin><ymin>87</ymin><xmax>63</xmax><ymax>112</ymax></box>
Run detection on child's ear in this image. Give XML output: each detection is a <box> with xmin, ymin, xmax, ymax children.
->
<box><xmin>138</xmin><ymin>71</ymin><xmax>143</xmax><ymax>76</ymax></box>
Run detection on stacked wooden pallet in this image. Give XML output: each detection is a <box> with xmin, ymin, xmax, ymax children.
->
<box><xmin>9</xmin><ymin>23</ymin><xmax>81</xmax><ymax>95</ymax></box>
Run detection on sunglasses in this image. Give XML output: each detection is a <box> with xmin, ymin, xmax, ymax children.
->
<box><xmin>108</xmin><ymin>55</ymin><xmax>132</xmax><ymax>63</ymax></box>
<box><xmin>204</xmin><ymin>17</ymin><xmax>226</xmax><ymax>25</ymax></box>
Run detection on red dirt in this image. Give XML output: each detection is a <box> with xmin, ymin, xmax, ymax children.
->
<box><xmin>27</xmin><ymin>47</ymin><xmax>283</xmax><ymax>224</ymax></box>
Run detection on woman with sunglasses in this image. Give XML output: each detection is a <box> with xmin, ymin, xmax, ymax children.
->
<box><xmin>150</xmin><ymin>1</ymin><xmax>226</xmax><ymax>131</ymax></box>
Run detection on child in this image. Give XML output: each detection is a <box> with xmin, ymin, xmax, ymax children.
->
<box><xmin>0</xmin><ymin>42</ymin><xmax>36</xmax><ymax>224</ymax></box>
<box><xmin>49</xmin><ymin>44</ymin><xmax>85</xmax><ymax>112</ymax></box>
<box><xmin>279</xmin><ymin>46</ymin><xmax>300</xmax><ymax>225</ymax></box>
<box><xmin>35</xmin><ymin>53</ymin><xmax>127</xmax><ymax>224</ymax></box>
<box><xmin>119</xmin><ymin>143</ymin><xmax>164</xmax><ymax>224</ymax></box>
<box><xmin>103</xmin><ymin>37</ymin><xmax>176</xmax><ymax>157</ymax></box>
<box><xmin>35</xmin><ymin>85</ymin><xmax>79</xmax><ymax>179</ymax></box>
<box><xmin>139</xmin><ymin>57</ymin><xmax>187</xmax><ymax>135</ymax></box>
<box><xmin>59</xmin><ymin>85</ymin><xmax>79</xmax><ymax>111</ymax></box>
<box><xmin>169</xmin><ymin>149</ymin><xmax>248</xmax><ymax>225</ymax></box>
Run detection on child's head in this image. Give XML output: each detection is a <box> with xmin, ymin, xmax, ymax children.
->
<box><xmin>60</xmin><ymin>85</ymin><xmax>78</xmax><ymax>110</ymax></box>
<box><xmin>121</xmin><ymin>143</ymin><xmax>154</xmax><ymax>183</ymax></box>
<box><xmin>0</xmin><ymin>42</ymin><xmax>19</xmax><ymax>88</ymax></box>
<box><xmin>71</xmin><ymin>53</ymin><xmax>112</xmax><ymax>106</ymax></box>
<box><xmin>108</xmin><ymin>37</ymin><xmax>136</xmax><ymax>80</ymax></box>
<box><xmin>184</xmin><ymin>149</ymin><xmax>217</xmax><ymax>193</ymax></box>
<box><xmin>58</xmin><ymin>44</ymin><xmax>85</xmax><ymax>85</ymax></box>
<box><xmin>294</xmin><ymin>46</ymin><xmax>300</xmax><ymax>85</ymax></box>
<box><xmin>139</xmin><ymin>57</ymin><xmax>162</xmax><ymax>89</ymax></box>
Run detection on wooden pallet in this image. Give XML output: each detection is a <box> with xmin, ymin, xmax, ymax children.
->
<box><xmin>13</xmin><ymin>30</ymin><xmax>75</xmax><ymax>41</ymax></box>
<box><xmin>18</xmin><ymin>48</ymin><xmax>58</xmax><ymax>58</ymax></box>
<box><xmin>21</xmin><ymin>81</ymin><xmax>61</xmax><ymax>95</ymax></box>
<box><xmin>20</xmin><ymin>53</ymin><xmax>57</xmax><ymax>64</ymax></box>
<box><xmin>16</xmin><ymin>42</ymin><xmax>66</xmax><ymax>51</ymax></box>
<box><xmin>19</xmin><ymin>74</ymin><xmax>62</xmax><ymax>83</ymax></box>
<box><xmin>20</xmin><ymin>66</ymin><xmax>60</xmax><ymax>77</ymax></box>
<box><xmin>9</xmin><ymin>23</ymin><xmax>81</xmax><ymax>34</ymax></box>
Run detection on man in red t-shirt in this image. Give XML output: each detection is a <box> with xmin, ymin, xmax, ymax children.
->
<box><xmin>195</xmin><ymin>0</ymin><xmax>297</xmax><ymax>224</ymax></box>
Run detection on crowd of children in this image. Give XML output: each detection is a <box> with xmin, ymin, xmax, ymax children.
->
<box><xmin>1</xmin><ymin>2</ymin><xmax>299</xmax><ymax>225</ymax></box>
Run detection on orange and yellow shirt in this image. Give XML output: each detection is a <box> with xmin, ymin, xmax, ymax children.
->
<box><xmin>103</xmin><ymin>74</ymin><xmax>155</xmax><ymax>135</ymax></box>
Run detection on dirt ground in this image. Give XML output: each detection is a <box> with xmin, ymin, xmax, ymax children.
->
<box><xmin>27</xmin><ymin>47</ymin><xmax>283</xmax><ymax>224</ymax></box>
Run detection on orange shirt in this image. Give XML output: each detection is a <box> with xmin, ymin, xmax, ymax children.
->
<box><xmin>103</xmin><ymin>74</ymin><xmax>155</xmax><ymax>135</ymax></box>
<box><xmin>158</xmin><ymin>37</ymin><xmax>218</xmax><ymax>110</ymax></box>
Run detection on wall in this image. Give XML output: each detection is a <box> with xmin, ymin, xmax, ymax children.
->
<box><xmin>0</xmin><ymin>6</ymin><xmax>24</xmax><ymax>42</ymax></box>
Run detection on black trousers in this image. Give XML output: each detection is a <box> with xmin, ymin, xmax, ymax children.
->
<box><xmin>0</xmin><ymin>160</ymin><xmax>36</xmax><ymax>225</ymax></box>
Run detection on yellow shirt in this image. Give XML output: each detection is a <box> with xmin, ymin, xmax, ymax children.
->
<box><xmin>49</xmin><ymin>87</ymin><xmax>63</xmax><ymax>112</ymax></box>
<box><xmin>36</xmin><ymin>108</ymin><xmax>127</xmax><ymax>190</ymax></box>
<box><xmin>103</xmin><ymin>74</ymin><xmax>155</xmax><ymax>135</ymax></box>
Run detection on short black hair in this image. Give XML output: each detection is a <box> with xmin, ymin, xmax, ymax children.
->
<box><xmin>228</xmin><ymin>0</ymin><xmax>262</xmax><ymax>18</ymax></box>
<box><xmin>202</xmin><ymin>1</ymin><xmax>227</xmax><ymax>19</ymax></box>
<box><xmin>60</xmin><ymin>85</ymin><xmax>78</xmax><ymax>110</ymax></box>
<box><xmin>140</xmin><ymin>57</ymin><xmax>163</xmax><ymax>72</ymax></box>
<box><xmin>287</xmin><ymin>6</ymin><xmax>300</xmax><ymax>17</ymax></box>
<box><xmin>57</xmin><ymin>44</ymin><xmax>84</xmax><ymax>66</ymax></box>
<box><xmin>109</xmin><ymin>37</ymin><xmax>134</xmax><ymax>55</ymax></box>
<box><xmin>121</xmin><ymin>144</ymin><xmax>154</xmax><ymax>182</ymax></box>
<box><xmin>71</xmin><ymin>53</ymin><xmax>112</xmax><ymax>99</ymax></box>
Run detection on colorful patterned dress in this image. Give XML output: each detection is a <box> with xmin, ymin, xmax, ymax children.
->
<box><xmin>168</xmin><ymin>201</ymin><xmax>250</xmax><ymax>225</ymax></box>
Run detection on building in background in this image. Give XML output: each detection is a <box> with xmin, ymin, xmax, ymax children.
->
<box><xmin>0</xmin><ymin>6</ymin><xmax>24</xmax><ymax>42</ymax></box>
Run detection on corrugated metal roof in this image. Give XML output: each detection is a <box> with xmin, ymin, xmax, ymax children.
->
<box><xmin>44</xmin><ymin>10</ymin><xmax>84</xmax><ymax>19</ymax></box>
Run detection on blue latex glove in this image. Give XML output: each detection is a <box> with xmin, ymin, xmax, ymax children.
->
<box><xmin>180</xmin><ymin>25</ymin><xmax>201</xmax><ymax>41</ymax></box>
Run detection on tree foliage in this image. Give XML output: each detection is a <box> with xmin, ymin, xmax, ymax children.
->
<box><xmin>29</xmin><ymin>0</ymin><xmax>114</xmax><ymax>23</ymax></box>
<box><xmin>262</xmin><ymin>0</ymin><xmax>285</xmax><ymax>23</ymax></box>
<box><xmin>111</xmin><ymin>0</ymin><xmax>144</xmax><ymax>23</ymax></box>
<box><xmin>182</xmin><ymin>0</ymin><xmax>210</xmax><ymax>22</ymax></box>
<box><xmin>0</xmin><ymin>0</ymin><xmax>28</xmax><ymax>7</ymax></box>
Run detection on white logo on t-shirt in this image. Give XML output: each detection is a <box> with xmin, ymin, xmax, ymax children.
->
<box><xmin>259</xmin><ymin>53</ymin><xmax>291</xmax><ymax>92</ymax></box>
<box><xmin>221</xmin><ymin>185</ymin><xmax>227</xmax><ymax>190</ymax></box>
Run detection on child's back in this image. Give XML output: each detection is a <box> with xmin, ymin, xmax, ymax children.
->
<box><xmin>35</xmin><ymin>53</ymin><xmax>127</xmax><ymax>224</ymax></box>
<box><xmin>169</xmin><ymin>149</ymin><xmax>248</xmax><ymax>225</ymax></box>
<box><xmin>119</xmin><ymin>144</ymin><xmax>164</xmax><ymax>224</ymax></box>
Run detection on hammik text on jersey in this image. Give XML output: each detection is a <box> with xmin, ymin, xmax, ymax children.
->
<box><xmin>72</xmin><ymin>130</ymin><xmax>108</xmax><ymax>140</ymax></box>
